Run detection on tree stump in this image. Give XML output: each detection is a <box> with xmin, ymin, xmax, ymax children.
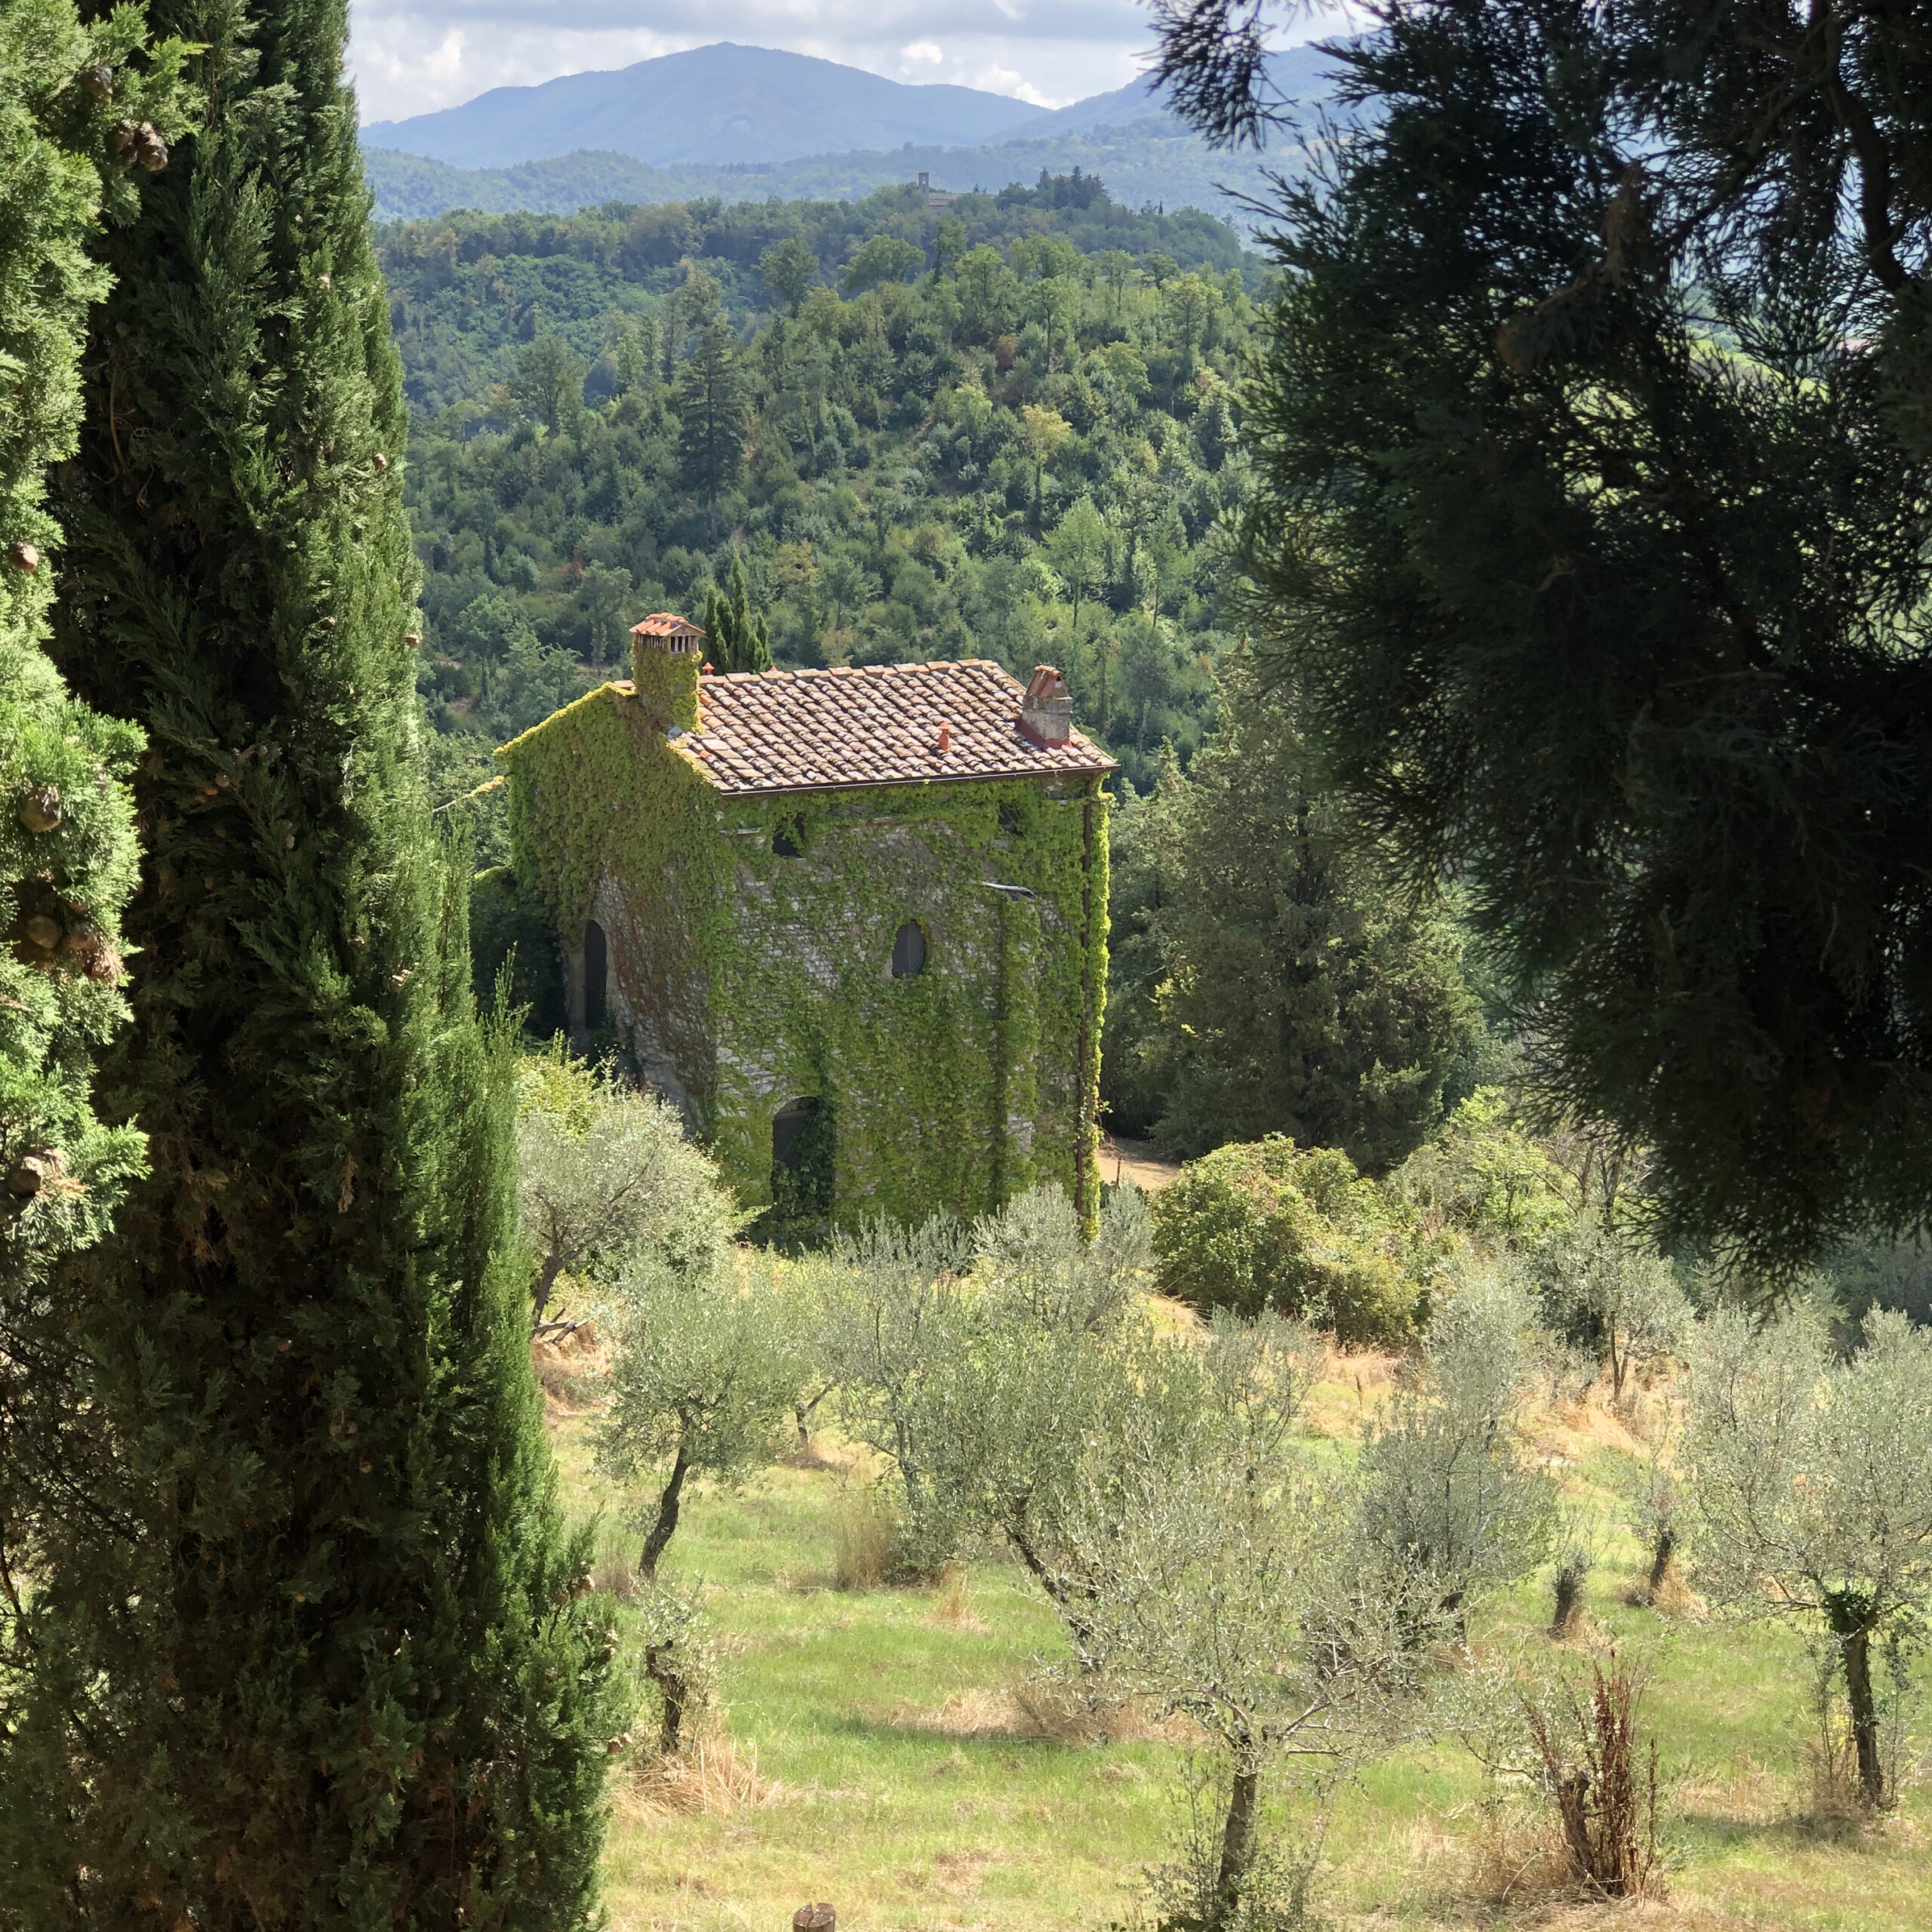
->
<box><xmin>792</xmin><ymin>1906</ymin><xmax>835</xmax><ymax>1931</ymax></box>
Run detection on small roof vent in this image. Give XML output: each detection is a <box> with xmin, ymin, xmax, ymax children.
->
<box><xmin>631</xmin><ymin>612</ymin><xmax>706</xmax><ymax>655</ymax></box>
<box><xmin>1018</xmin><ymin>665</ymin><xmax>1072</xmax><ymax>749</ymax></box>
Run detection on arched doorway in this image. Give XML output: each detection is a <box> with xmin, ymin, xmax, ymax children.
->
<box><xmin>583</xmin><ymin>919</ymin><xmax>607</xmax><ymax>1029</ymax></box>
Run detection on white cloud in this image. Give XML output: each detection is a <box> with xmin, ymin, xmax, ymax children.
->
<box><xmin>961</xmin><ymin>62</ymin><xmax>1054</xmax><ymax>106</ymax></box>
<box><xmin>900</xmin><ymin>38</ymin><xmax>943</xmax><ymax>64</ymax></box>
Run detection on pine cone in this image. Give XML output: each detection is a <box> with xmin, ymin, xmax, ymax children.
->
<box><xmin>18</xmin><ymin>786</ymin><xmax>60</xmax><ymax>833</ymax></box>
<box><xmin>117</xmin><ymin>122</ymin><xmax>169</xmax><ymax>172</ymax></box>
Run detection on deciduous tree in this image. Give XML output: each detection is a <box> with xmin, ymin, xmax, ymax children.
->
<box><xmin>759</xmin><ymin>235</ymin><xmax>817</xmax><ymax>315</ymax></box>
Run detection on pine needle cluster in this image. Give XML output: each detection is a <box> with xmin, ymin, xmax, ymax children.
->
<box><xmin>1158</xmin><ymin>1</ymin><xmax>1932</xmax><ymax>1272</ymax></box>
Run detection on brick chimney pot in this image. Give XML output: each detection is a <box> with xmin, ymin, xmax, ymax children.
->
<box><xmin>1018</xmin><ymin>665</ymin><xmax>1073</xmax><ymax>748</ymax></box>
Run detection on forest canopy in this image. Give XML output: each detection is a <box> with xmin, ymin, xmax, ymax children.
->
<box><xmin>383</xmin><ymin>174</ymin><xmax>1263</xmax><ymax>804</ymax></box>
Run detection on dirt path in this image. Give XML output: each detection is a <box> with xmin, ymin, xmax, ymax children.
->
<box><xmin>1099</xmin><ymin>1135</ymin><xmax>1183</xmax><ymax>1193</ymax></box>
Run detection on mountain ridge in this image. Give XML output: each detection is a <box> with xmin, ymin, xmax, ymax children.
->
<box><xmin>363</xmin><ymin>39</ymin><xmax>1343</xmax><ymax>174</ymax></box>
<box><xmin>361</xmin><ymin>42</ymin><xmax>1346</xmax><ymax>227</ymax></box>
<box><xmin>362</xmin><ymin>42</ymin><xmax>1057</xmax><ymax>170</ymax></box>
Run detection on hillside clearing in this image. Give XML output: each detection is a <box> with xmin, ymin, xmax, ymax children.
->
<box><xmin>553</xmin><ymin>1339</ymin><xmax>1932</xmax><ymax>1932</ymax></box>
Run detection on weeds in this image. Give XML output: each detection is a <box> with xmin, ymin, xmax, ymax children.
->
<box><xmin>1519</xmin><ymin>1654</ymin><xmax>1660</xmax><ymax>1897</ymax></box>
<box><xmin>1137</xmin><ymin>1756</ymin><xmax>1325</xmax><ymax>1932</ymax></box>
<box><xmin>832</xmin><ymin>1487</ymin><xmax>897</xmax><ymax>1589</ymax></box>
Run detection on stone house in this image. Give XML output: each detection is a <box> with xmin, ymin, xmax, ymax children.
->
<box><xmin>496</xmin><ymin>615</ymin><xmax>1115</xmax><ymax>1226</ymax></box>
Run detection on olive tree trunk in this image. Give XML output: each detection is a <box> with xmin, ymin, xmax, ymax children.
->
<box><xmin>640</xmin><ymin>1437</ymin><xmax>692</xmax><ymax>1581</ymax></box>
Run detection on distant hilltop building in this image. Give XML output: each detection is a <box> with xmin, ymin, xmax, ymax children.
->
<box><xmin>916</xmin><ymin>170</ymin><xmax>959</xmax><ymax>210</ymax></box>
<box><xmin>496</xmin><ymin>616</ymin><xmax>1114</xmax><ymax>1227</ymax></box>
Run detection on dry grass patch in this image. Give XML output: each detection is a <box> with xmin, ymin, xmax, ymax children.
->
<box><xmin>617</xmin><ymin>1732</ymin><xmax>786</xmax><ymax>1820</ymax></box>
<box><xmin>894</xmin><ymin>1684</ymin><xmax>1034</xmax><ymax>1740</ymax></box>
<box><xmin>1302</xmin><ymin>1344</ymin><xmax>1402</xmax><ymax>1441</ymax></box>
<box><xmin>831</xmin><ymin>1487</ymin><xmax>897</xmax><ymax>1590</ymax></box>
<box><xmin>1460</xmin><ymin>1798</ymin><xmax>1578</xmax><ymax>1908</ymax></box>
<box><xmin>928</xmin><ymin>1564</ymin><xmax>990</xmax><ymax>1633</ymax></box>
<box><xmin>531</xmin><ymin>1314</ymin><xmax>605</xmax><ymax>1414</ymax></box>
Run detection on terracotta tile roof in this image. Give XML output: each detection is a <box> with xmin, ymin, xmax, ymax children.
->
<box><xmin>632</xmin><ymin>611</ymin><xmax>705</xmax><ymax>641</ymax></box>
<box><xmin>668</xmin><ymin>660</ymin><xmax>1115</xmax><ymax>796</ymax></box>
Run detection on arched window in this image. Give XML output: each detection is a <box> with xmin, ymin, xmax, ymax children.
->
<box><xmin>891</xmin><ymin>921</ymin><xmax>928</xmax><ymax>978</ymax></box>
<box><xmin>583</xmin><ymin>919</ymin><xmax>607</xmax><ymax>1029</ymax></box>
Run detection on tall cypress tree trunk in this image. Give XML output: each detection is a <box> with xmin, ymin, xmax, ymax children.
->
<box><xmin>19</xmin><ymin>0</ymin><xmax>618</xmax><ymax>1921</ymax></box>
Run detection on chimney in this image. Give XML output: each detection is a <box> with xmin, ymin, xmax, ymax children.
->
<box><xmin>1018</xmin><ymin>666</ymin><xmax>1072</xmax><ymax>749</ymax></box>
<box><xmin>629</xmin><ymin>611</ymin><xmax>705</xmax><ymax>733</ymax></box>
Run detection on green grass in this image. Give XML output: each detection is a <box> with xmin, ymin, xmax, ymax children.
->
<box><xmin>552</xmin><ymin>1371</ymin><xmax>1931</xmax><ymax>1932</ymax></box>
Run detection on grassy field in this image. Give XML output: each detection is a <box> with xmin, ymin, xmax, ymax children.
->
<box><xmin>545</xmin><ymin>1331</ymin><xmax>1931</xmax><ymax>1932</ymax></box>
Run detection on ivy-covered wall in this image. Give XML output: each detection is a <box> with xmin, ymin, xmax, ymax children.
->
<box><xmin>498</xmin><ymin>675</ymin><xmax>1109</xmax><ymax>1228</ymax></box>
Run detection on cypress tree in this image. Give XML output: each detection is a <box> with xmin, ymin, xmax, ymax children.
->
<box><xmin>12</xmin><ymin>0</ymin><xmax>619</xmax><ymax>1918</ymax></box>
<box><xmin>0</xmin><ymin>0</ymin><xmax>187</xmax><ymax>1627</ymax></box>
<box><xmin>702</xmin><ymin>552</ymin><xmax>773</xmax><ymax>674</ymax></box>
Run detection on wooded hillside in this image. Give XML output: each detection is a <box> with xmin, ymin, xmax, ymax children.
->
<box><xmin>381</xmin><ymin>174</ymin><xmax>1260</xmax><ymax>804</ymax></box>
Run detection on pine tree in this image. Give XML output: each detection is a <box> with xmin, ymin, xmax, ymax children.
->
<box><xmin>0</xmin><ymin>0</ymin><xmax>189</xmax><ymax>1639</ymax></box>
<box><xmin>10</xmin><ymin>0</ymin><xmax>619</xmax><ymax>1918</ymax></box>
<box><xmin>677</xmin><ymin>318</ymin><xmax>745</xmax><ymax>545</ymax></box>
<box><xmin>1108</xmin><ymin>677</ymin><xmax>1481</xmax><ymax>1168</ymax></box>
<box><xmin>1154</xmin><ymin>0</ymin><xmax>1932</xmax><ymax>1271</ymax></box>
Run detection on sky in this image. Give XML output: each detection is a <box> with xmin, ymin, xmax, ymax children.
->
<box><xmin>347</xmin><ymin>0</ymin><xmax>1357</xmax><ymax>128</ymax></box>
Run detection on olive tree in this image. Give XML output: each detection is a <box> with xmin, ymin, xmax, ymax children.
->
<box><xmin>1355</xmin><ymin>1271</ymin><xmax>1559</xmax><ymax>1635</ymax></box>
<box><xmin>595</xmin><ymin>1260</ymin><xmax>803</xmax><ymax>1580</ymax></box>
<box><xmin>817</xmin><ymin>1208</ymin><xmax>975</xmax><ymax>1570</ymax></box>
<box><xmin>1067</xmin><ymin>1447</ymin><xmax>1426</xmax><ymax>1931</ymax></box>
<box><xmin>922</xmin><ymin>1294</ymin><xmax>1318</xmax><ymax>1681</ymax></box>
<box><xmin>829</xmin><ymin>1183</ymin><xmax>1159</xmax><ymax>1607</ymax></box>
<box><xmin>515</xmin><ymin>1051</ymin><xmax>737</xmax><ymax>1319</ymax></box>
<box><xmin>1529</xmin><ymin>1223</ymin><xmax>1688</xmax><ymax>1403</ymax></box>
<box><xmin>1685</xmin><ymin>1307</ymin><xmax>1932</xmax><ymax>1807</ymax></box>
<box><xmin>971</xmin><ymin>1181</ymin><xmax>1150</xmax><ymax>1335</ymax></box>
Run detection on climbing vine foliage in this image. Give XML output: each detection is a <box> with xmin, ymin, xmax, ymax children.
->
<box><xmin>499</xmin><ymin>674</ymin><xmax>1109</xmax><ymax>1229</ymax></box>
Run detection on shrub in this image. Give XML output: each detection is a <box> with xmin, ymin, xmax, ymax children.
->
<box><xmin>1151</xmin><ymin>1136</ymin><xmax>1418</xmax><ymax>1346</ymax></box>
<box><xmin>1386</xmin><ymin>1089</ymin><xmax>1574</xmax><ymax>1248</ymax></box>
